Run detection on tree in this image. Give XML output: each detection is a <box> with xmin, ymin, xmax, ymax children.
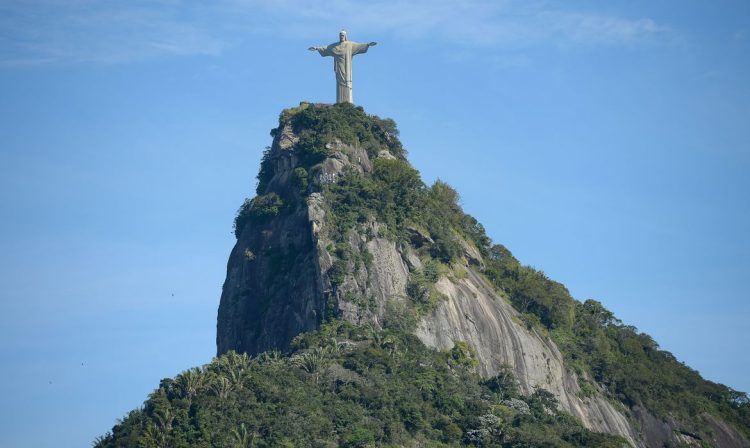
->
<box><xmin>230</xmin><ymin>423</ymin><xmax>257</xmax><ymax>448</ymax></box>
<box><xmin>175</xmin><ymin>368</ymin><xmax>204</xmax><ymax>403</ymax></box>
<box><xmin>292</xmin><ymin>348</ymin><xmax>327</xmax><ymax>384</ymax></box>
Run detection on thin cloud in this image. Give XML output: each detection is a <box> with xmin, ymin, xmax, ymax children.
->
<box><xmin>0</xmin><ymin>0</ymin><xmax>670</xmax><ymax>67</ymax></box>
<box><xmin>548</xmin><ymin>12</ymin><xmax>666</xmax><ymax>46</ymax></box>
<box><xmin>0</xmin><ymin>1</ymin><xmax>226</xmax><ymax>66</ymax></box>
<box><xmin>234</xmin><ymin>0</ymin><xmax>670</xmax><ymax>47</ymax></box>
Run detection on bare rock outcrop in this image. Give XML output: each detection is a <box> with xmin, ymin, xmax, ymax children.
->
<box><xmin>415</xmin><ymin>269</ymin><xmax>640</xmax><ymax>446</ymax></box>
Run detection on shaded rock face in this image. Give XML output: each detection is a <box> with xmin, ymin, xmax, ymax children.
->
<box><xmin>217</xmin><ymin>106</ymin><xmax>748</xmax><ymax>448</ymax></box>
<box><xmin>632</xmin><ymin>406</ymin><xmax>750</xmax><ymax>448</ymax></box>
<box><xmin>216</xmin><ymin>183</ymin><xmax>324</xmax><ymax>355</ymax></box>
<box><xmin>704</xmin><ymin>414</ymin><xmax>750</xmax><ymax>448</ymax></box>
<box><xmin>216</xmin><ymin>121</ymin><xmax>327</xmax><ymax>356</ymax></box>
<box><xmin>217</xmin><ymin>116</ymin><xmax>406</xmax><ymax>355</ymax></box>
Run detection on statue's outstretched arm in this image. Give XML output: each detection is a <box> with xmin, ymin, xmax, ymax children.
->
<box><xmin>351</xmin><ymin>41</ymin><xmax>375</xmax><ymax>56</ymax></box>
<box><xmin>308</xmin><ymin>46</ymin><xmax>329</xmax><ymax>56</ymax></box>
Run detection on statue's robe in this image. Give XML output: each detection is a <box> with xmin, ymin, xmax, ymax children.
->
<box><xmin>314</xmin><ymin>41</ymin><xmax>370</xmax><ymax>103</ymax></box>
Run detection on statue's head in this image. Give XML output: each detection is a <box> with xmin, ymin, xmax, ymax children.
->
<box><xmin>339</xmin><ymin>29</ymin><xmax>347</xmax><ymax>42</ymax></box>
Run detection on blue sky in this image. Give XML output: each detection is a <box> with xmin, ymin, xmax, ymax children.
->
<box><xmin>0</xmin><ymin>1</ymin><xmax>748</xmax><ymax>446</ymax></box>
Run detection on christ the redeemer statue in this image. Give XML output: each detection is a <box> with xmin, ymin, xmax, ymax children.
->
<box><xmin>308</xmin><ymin>30</ymin><xmax>377</xmax><ymax>104</ymax></box>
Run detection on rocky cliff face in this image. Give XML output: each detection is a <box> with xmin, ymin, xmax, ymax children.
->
<box><xmin>217</xmin><ymin>103</ymin><xmax>749</xmax><ymax>448</ymax></box>
<box><xmin>414</xmin><ymin>270</ymin><xmax>640</xmax><ymax>445</ymax></box>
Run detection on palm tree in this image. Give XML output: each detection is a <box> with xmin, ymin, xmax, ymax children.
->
<box><xmin>141</xmin><ymin>422</ymin><xmax>175</xmax><ymax>448</ymax></box>
<box><xmin>154</xmin><ymin>407</ymin><xmax>174</xmax><ymax>433</ymax></box>
<box><xmin>256</xmin><ymin>350</ymin><xmax>283</xmax><ymax>365</ymax></box>
<box><xmin>91</xmin><ymin>432</ymin><xmax>111</xmax><ymax>447</ymax></box>
<box><xmin>230</xmin><ymin>423</ymin><xmax>257</xmax><ymax>448</ymax></box>
<box><xmin>209</xmin><ymin>375</ymin><xmax>233</xmax><ymax>400</ymax></box>
<box><xmin>292</xmin><ymin>348</ymin><xmax>327</xmax><ymax>384</ymax></box>
<box><xmin>228</xmin><ymin>368</ymin><xmax>246</xmax><ymax>390</ymax></box>
<box><xmin>142</xmin><ymin>407</ymin><xmax>173</xmax><ymax>448</ymax></box>
<box><xmin>175</xmin><ymin>367</ymin><xmax>205</xmax><ymax>402</ymax></box>
<box><xmin>217</xmin><ymin>351</ymin><xmax>252</xmax><ymax>372</ymax></box>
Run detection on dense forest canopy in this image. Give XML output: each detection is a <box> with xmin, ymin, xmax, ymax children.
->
<box><xmin>94</xmin><ymin>322</ymin><xmax>627</xmax><ymax>448</ymax></box>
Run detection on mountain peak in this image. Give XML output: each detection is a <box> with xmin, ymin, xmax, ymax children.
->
<box><xmin>98</xmin><ymin>104</ymin><xmax>749</xmax><ymax>447</ymax></box>
<box><xmin>216</xmin><ymin>104</ymin><xmax>749</xmax><ymax>447</ymax></box>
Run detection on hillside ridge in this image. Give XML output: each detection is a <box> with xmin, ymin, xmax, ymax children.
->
<box><xmin>99</xmin><ymin>103</ymin><xmax>750</xmax><ymax>448</ymax></box>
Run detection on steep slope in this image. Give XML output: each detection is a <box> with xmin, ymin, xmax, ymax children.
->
<box><xmin>216</xmin><ymin>103</ymin><xmax>749</xmax><ymax>447</ymax></box>
<box><xmin>415</xmin><ymin>270</ymin><xmax>638</xmax><ymax>444</ymax></box>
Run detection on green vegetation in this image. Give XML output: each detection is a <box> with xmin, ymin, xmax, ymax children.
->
<box><xmin>449</xmin><ymin>341</ymin><xmax>480</xmax><ymax>369</ymax></box>
<box><xmin>324</xmin><ymin>172</ymin><xmax>488</xmax><ymax>267</ymax></box>
<box><xmin>95</xmin><ymin>322</ymin><xmax>625</xmax><ymax>448</ymax></box>
<box><xmin>256</xmin><ymin>103</ymin><xmax>405</xmax><ymax>196</ymax></box>
<box><xmin>323</xmin><ymin>158</ymin><xmax>423</xmax><ymax>243</ymax></box>
<box><xmin>406</xmin><ymin>259</ymin><xmax>445</xmax><ymax>314</ymax></box>
<box><xmin>233</xmin><ymin>193</ymin><xmax>285</xmax><ymax>238</ymax></box>
<box><xmin>243</xmin><ymin>248</ymin><xmax>255</xmax><ymax>261</ymax></box>
<box><xmin>255</xmin><ymin>146</ymin><xmax>275</xmax><ymax>195</ymax></box>
<box><xmin>287</xmin><ymin>102</ymin><xmax>405</xmax><ymax>165</ymax></box>
<box><xmin>292</xmin><ymin>167</ymin><xmax>309</xmax><ymax>193</ymax></box>
<box><xmin>482</xmin><ymin>244</ymin><xmax>750</xmax><ymax>438</ymax></box>
<box><xmin>484</xmin><ymin>245</ymin><xmax>574</xmax><ymax>330</ymax></box>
